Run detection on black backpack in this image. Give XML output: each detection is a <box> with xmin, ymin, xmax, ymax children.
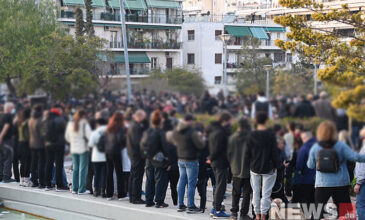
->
<box><xmin>140</xmin><ymin>128</ymin><xmax>161</xmax><ymax>160</ymax></box>
<box><xmin>97</xmin><ymin>132</ymin><xmax>106</xmax><ymax>152</ymax></box>
<box><xmin>316</xmin><ymin>145</ymin><xmax>343</xmax><ymax>173</ymax></box>
<box><xmin>255</xmin><ymin>101</ymin><xmax>269</xmax><ymax>114</ymax></box>
<box><xmin>41</xmin><ymin>117</ymin><xmax>58</xmax><ymax>144</ymax></box>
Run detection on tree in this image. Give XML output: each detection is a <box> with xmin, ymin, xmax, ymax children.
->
<box><xmin>274</xmin><ymin>1</ymin><xmax>365</xmax><ymax>121</ymax></box>
<box><xmin>235</xmin><ymin>37</ymin><xmax>272</xmax><ymax>95</ymax></box>
<box><xmin>0</xmin><ymin>0</ymin><xmax>57</xmax><ymax>94</ymax></box>
<box><xmin>84</xmin><ymin>0</ymin><xmax>95</xmax><ymax>37</ymax></box>
<box><xmin>139</xmin><ymin>68</ymin><xmax>206</xmax><ymax>96</ymax></box>
<box><xmin>75</xmin><ymin>7</ymin><xmax>84</xmax><ymax>37</ymax></box>
<box><xmin>21</xmin><ymin>33</ymin><xmax>105</xmax><ymax>100</ymax></box>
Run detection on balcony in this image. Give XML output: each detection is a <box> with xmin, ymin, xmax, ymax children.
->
<box><xmin>108</xmin><ymin>40</ymin><xmax>181</xmax><ymax>50</ymax></box>
<box><xmin>111</xmin><ymin>68</ymin><xmax>150</xmax><ymax>76</ymax></box>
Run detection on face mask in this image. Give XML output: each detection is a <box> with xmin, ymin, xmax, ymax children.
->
<box><xmin>11</xmin><ymin>109</ymin><xmax>16</xmax><ymax>115</ymax></box>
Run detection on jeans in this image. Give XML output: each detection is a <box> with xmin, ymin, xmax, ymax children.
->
<box><xmin>145</xmin><ymin>161</ymin><xmax>168</xmax><ymax>205</ymax></box>
<box><xmin>51</xmin><ymin>166</ymin><xmax>68</xmax><ymax>187</ymax></box>
<box><xmin>213</xmin><ymin>167</ymin><xmax>228</xmax><ymax>211</ymax></box>
<box><xmin>30</xmin><ymin>148</ymin><xmax>45</xmax><ymax>186</ymax></box>
<box><xmin>231</xmin><ymin>177</ymin><xmax>251</xmax><ymax>216</ymax></box>
<box><xmin>168</xmin><ymin>170</ymin><xmax>179</xmax><ymax>206</ymax></box>
<box><xmin>250</xmin><ymin>170</ymin><xmax>277</xmax><ymax>215</ymax></box>
<box><xmin>128</xmin><ymin>159</ymin><xmax>145</xmax><ymax>203</ymax></box>
<box><xmin>0</xmin><ymin>141</ymin><xmax>14</xmax><ymax>180</ymax></box>
<box><xmin>93</xmin><ymin>162</ymin><xmax>106</xmax><ymax>189</ymax></box>
<box><xmin>72</xmin><ymin>152</ymin><xmax>89</xmax><ymax>193</ymax></box>
<box><xmin>357</xmin><ymin>184</ymin><xmax>365</xmax><ymax>220</ymax></box>
<box><xmin>19</xmin><ymin>142</ymin><xmax>31</xmax><ymax>178</ymax></box>
<box><xmin>177</xmin><ymin>160</ymin><xmax>199</xmax><ymax>207</ymax></box>
<box><xmin>106</xmin><ymin>153</ymin><xmax>123</xmax><ymax>198</ymax></box>
<box><xmin>45</xmin><ymin>145</ymin><xmax>65</xmax><ymax>188</ymax></box>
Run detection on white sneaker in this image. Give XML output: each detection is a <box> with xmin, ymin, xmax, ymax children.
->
<box><xmin>19</xmin><ymin>178</ymin><xmax>24</xmax><ymax>187</ymax></box>
<box><xmin>107</xmin><ymin>197</ymin><xmax>113</xmax><ymax>201</ymax></box>
<box><xmin>72</xmin><ymin>191</ymin><xmax>77</xmax><ymax>194</ymax></box>
<box><xmin>78</xmin><ymin>190</ymin><xmax>91</xmax><ymax>195</ymax></box>
<box><xmin>23</xmin><ymin>178</ymin><xmax>31</xmax><ymax>187</ymax></box>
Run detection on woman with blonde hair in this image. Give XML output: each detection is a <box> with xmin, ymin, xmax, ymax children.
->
<box><xmin>65</xmin><ymin>109</ymin><xmax>92</xmax><ymax>195</ymax></box>
<box><xmin>307</xmin><ymin>121</ymin><xmax>365</xmax><ymax>219</ymax></box>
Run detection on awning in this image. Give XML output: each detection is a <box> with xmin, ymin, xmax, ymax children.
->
<box><xmin>61</xmin><ymin>21</ymin><xmax>75</xmax><ymax>26</ymax></box>
<box><xmin>249</xmin><ymin>27</ymin><xmax>269</xmax><ymax>39</ymax></box>
<box><xmin>128</xmin><ymin>24</ymin><xmax>181</xmax><ymax>29</ymax></box>
<box><xmin>225</xmin><ymin>26</ymin><xmax>252</xmax><ymax>37</ymax></box>
<box><xmin>146</xmin><ymin>0</ymin><xmax>181</xmax><ymax>9</ymax></box>
<box><xmin>265</xmin><ymin>27</ymin><xmax>286</xmax><ymax>32</ymax></box>
<box><xmin>62</xmin><ymin>0</ymin><xmax>84</xmax><ymax>6</ymax></box>
<box><xmin>61</xmin><ymin>21</ymin><xmax>120</xmax><ymax>27</ymax></box>
<box><xmin>99</xmin><ymin>52</ymin><xmax>151</xmax><ymax>63</ymax></box>
<box><xmin>91</xmin><ymin>0</ymin><xmax>106</xmax><ymax>7</ymax></box>
<box><xmin>108</xmin><ymin>0</ymin><xmax>147</xmax><ymax>10</ymax></box>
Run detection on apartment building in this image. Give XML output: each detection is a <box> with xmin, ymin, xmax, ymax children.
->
<box><xmin>57</xmin><ymin>0</ymin><xmax>183</xmax><ymax>86</ymax></box>
<box><xmin>182</xmin><ymin>20</ymin><xmax>294</xmax><ymax>93</ymax></box>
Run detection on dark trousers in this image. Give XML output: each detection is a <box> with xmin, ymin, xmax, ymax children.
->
<box><xmin>93</xmin><ymin>162</ymin><xmax>106</xmax><ymax>189</ymax></box>
<box><xmin>0</xmin><ymin>141</ymin><xmax>14</xmax><ymax>180</ymax></box>
<box><xmin>128</xmin><ymin>159</ymin><xmax>145</xmax><ymax>203</ymax></box>
<box><xmin>231</xmin><ymin>177</ymin><xmax>251</xmax><ymax>215</ymax></box>
<box><xmin>196</xmin><ymin>177</ymin><xmax>207</xmax><ymax>210</ymax></box>
<box><xmin>315</xmin><ymin>186</ymin><xmax>352</xmax><ymax>219</ymax></box>
<box><xmin>86</xmin><ymin>154</ymin><xmax>94</xmax><ymax>193</ymax></box>
<box><xmin>145</xmin><ymin>161</ymin><xmax>168</xmax><ymax>205</ymax></box>
<box><xmin>122</xmin><ymin>172</ymin><xmax>130</xmax><ymax>197</ymax></box>
<box><xmin>106</xmin><ymin>153</ymin><xmax>123</xmax><ymax>198</ymax></box>
<box><xmin>212</xmin><ymin>167</ymin><xmax>228</xmax><ymax>211</ymax></box>
<box><xmin>292</xmin><ymin>184</ymin><xmax>315</xmax><ymax>204</ymax></box>
<box><xmin>19</xmin><ymin>142</ymin><xmax>31</xmax><ymax>178</ymax></box>
<box><xmin>45</xmin><ymin>145</ymin><xmax>65</xmax><ymax>188</ymax></box>
<box><xmin>31</xmin><ymin>148</ymin><xmax>46</xmax><ymax>186</ymax></box>
<box><xmin>285</xmin><ymin>166</ymin><xmax>293</xmax><ymax>196</ymax></box>
<box><xmin>13</xmin><ymin>141</ymin><xmax>20</xmax><ymax>181</ymax></box>
<box><xmin>168</xmin><ymin>170</ymin><xmax>179</xmax><ymax>206</ymax></box>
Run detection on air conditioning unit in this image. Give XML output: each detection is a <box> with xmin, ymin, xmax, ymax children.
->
<box><xmin>104</xmin><ymin>26</ymin><xmax>109</xmax><ymax>31</ymax></box>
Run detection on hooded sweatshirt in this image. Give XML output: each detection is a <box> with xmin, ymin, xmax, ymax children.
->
<box><xmin>227</xmin><ymin>130</ymin><xmax>250</xmax><ymax>179</ymax></box>
<box><xmin>171</xmin><ymin>121</ymin><xmax>204</xmax><ymax>161</ymax></box>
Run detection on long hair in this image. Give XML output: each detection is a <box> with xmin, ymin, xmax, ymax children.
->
<box><xmin>107</xmin><ymin>112</ymin><xmax>125</xmax><ymax>134</ymax></box>
<box><xmin>73</xmin><ymin>109</ymin><xmax>86</xmax><ymax>132</ymax></box>
<box><xmin>150</xmin><ymin>109</ymin><xmax>162</xmax><ymax>128</ymax></box>
<box><xmin>317</xmin><ymin>121</ymin><xmax>338</xmax><ymax>148</ymax></box>
<box><xmin>18</xmin><ymin>108</ymin><xmax>31</xmax><ymax>127</ymax></box>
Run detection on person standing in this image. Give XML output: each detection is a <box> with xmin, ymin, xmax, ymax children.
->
<box><xmin>18</xmin><ymin>108</ymin><xmax>31</xmax><ymax>187</ymax></box>
<box><xmin>28</xmin><ymin>105</ymin><xmax>45</xmax><ymax>188</ymax></box>
<box><xmin>208</xmin><ymin>112</ymin><xmax>233</xmax><ymax>218</ymax></box>
<box><xmin>312</xmin><ymin>91</ymin><xmax>337</xmax><ymax>122</ymax></box>
<box><xmin>355</xmin><ymin>140</ymin><xmax>365</xmax><ymax>219</ymax></box>
<box><xmin>171</xmin><ymin>114</ymin><xmax>204</xmax><ymax>213</ymax></box>
<box><xmin>166</xmin><ymin>131</ymin><xmax>179</xmax><ymax>207</ymax></box>
<box><xmin>65</xmin><ymin>109</ymin><xmax>92</xmax><ymax>195</ymax></box>
<box><xmin>127</xmin><ymin>110</ymin><xmax>147</xmax><ymax>204</ymax></box>
<box><xmin>43</xmin><ymin>105</ymin><xmax>68</xmax><ymax>191</ymax></box>
<box><xmin>227</xmin><ymin>118</ymin><xmax>252</xmax><ymax>220</ymax></box>
<box><xmin>293</xmin><ymin>95</ymin><xmax>315</xmax><ymax>118</ymax></box>
<box><xmin>245</xmin><ymin>112</ymin><xmax>281</xmax><ymax>220</ymax></box>
<box><xmin>251</xmin><ymin>91</ymin><xmax>272</xmax><ymax>119</ymax></box>
<box><xmin>0</xmin><ymin>102</ymin><xmax>15</xmax><ymax>183</ymax></box>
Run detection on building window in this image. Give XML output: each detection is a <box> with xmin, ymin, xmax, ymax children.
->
<box><xmin>215</xmin><ymin>30</ymin><xmax>222</xmax><ymax>40</ymax></box>
<box><xmin>187</xmin><ymin>53</ymin><xmax>195</xmax><ymax>64</ymax></box>
<box><xmin>110</xmin><ymin>31</ymin><xmax>118</xmax><ymax>48</ymax></box>
<box><xmin>276</xmin><ymin>32</ymin><xmax>281</xmax><ymax>39</ymax></box>
<box><xmin>274</xmin><ymin>52</ymin><xmax>285</xmax><ymax>63</ymax></box>
<box><xmin>214</xmin><ymin>76</ymin><xmax>222</xmax><ymax>85</ymax></box>
<box><xmin>151</xmin><ymin>57</ymin><xmax>158</xmax><ymax>69</ymax></box>
<box><xmin>215</xmin><ymin>53</ymin><xmax>222</xmax><ymax>64</ymax></box>
<box><xmin>286</xmin><ymin>53</ymin><xmax>292</xmax><ymax>62</ymax></box>
<box><xmin>188</xmin><ymin>30</ymin><xmax>195</xmax><ymax>41</ymax></box>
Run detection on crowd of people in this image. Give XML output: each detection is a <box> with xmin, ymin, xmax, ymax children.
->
<box><xmin>0</xmin><ymin>89</ymin><xmax>364</xmax><ymax>220</ymax></box>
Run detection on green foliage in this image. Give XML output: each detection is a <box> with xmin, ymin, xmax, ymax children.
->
<box><xmin>21</xmin><ymin>33</ymin><xmax>105</xmax><ymax>100</ymax></box>
<box><xmin>75</xmin><ymin>7</ymin><xmax>84</xmax><ymax>37</ymax></box>
<box><xmin>84</xmin><ymin>0</ymin><xmax>94</xmax><ymax>37</ymax></box>
<box><xmin>0</xmin><ymin>0</ymin><xmax>57</xmax><ymax>94</ymax></box>
<box><xmin>235</xmin><ymin>37</ymin><xmax>272</xmax><ymax>95</ymax></box>
<box><xmin>140</xmin><ymin>68</ymin><xmax>206</xmax><ymax>96</ymax></box>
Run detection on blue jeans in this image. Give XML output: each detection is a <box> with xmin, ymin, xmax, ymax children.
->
<box><xmin>357</xmin><ymin>184</ymin><xmax>365</xmax><ymax>220</ymax></box>
<box><xmin>178</xmin><ymin>160</ymin><xmax>199</xmax><ymax>207</ymax></box>
<box><xmin>72</xmin><ymin>152</ymin><xmax>89</xmax><ymax>193</ymax></box>
<box><xmin>51</xmin><ymin>166</ymin><xmax>68</xmax><ymax>187</ymax></box>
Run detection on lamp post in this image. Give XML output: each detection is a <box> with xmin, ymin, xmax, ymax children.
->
<box><xmin>119</xmin><ymin>0</ymin><xmax>132</xmax><ymax>104</ymax></box>
<box><xmin>314</xmin><ymin>63</ymin><xmax>318</xmax><ymax>96</ymax></box>
<box><xmin>264</xmin><ymin>64</ymin><xmax>273</xmax><ymax>99</ymax></box>
<box><xmin>219</xmin><ymin>34</ymin><xmax>232</xmax><ymax>96</ymax></box>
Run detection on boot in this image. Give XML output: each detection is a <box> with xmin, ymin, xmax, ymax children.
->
<box><xmin>101</xmin><ymin>188</ymin><xmax>106</xmax><ymax>198</ymax></box>
<box><xmin>93</xmin><ymin>188</ymin><xmax>100</xmax><ymax>197</ymax></box>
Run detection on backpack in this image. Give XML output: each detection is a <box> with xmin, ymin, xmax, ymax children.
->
<box><xmin>97</xmin><ymin>132</ymin><xmax>106</xmax><ymax>152</ymax></box>
<box><xmin>255</xmin><ymin>101</ymin><xmax>269</xmax><ymax>114</ymax></box>
<box><xmin>316</xmin><ymin>147</ymin><xmax>342</xmax><ymax>173</ymax></box>
<box><xmin>41</xmin><ymin>117</ymin><xmax>58</xmax><ymax>144</ymax></box>
<box><xmin>140</xmin><ymin>128</ymin><xmax>161</xmax><ymax>160</ymax></box>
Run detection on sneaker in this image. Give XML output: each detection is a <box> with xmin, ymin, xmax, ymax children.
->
<box><xmin>177</xmin><ymin>205</ymin><xmax>187</xmax><ymax>212</ymax></box>
<box><xmin>118</xmin><ymin>197</ymin><xmax>129</xmax><ymax>201</ymax></box>
<box><xmin>56</xmin><ymin>186</ymin><xmax>70</xmax><ymax>192</ymax></box>
<box><xmin>133</xmin><ymin>199</ymin><xmax>146</xmax><ymax>205</ymax></box>
<box><xmin>78</xmin><ymin>190</ymin><xmax>91</xmax><ymax>195</ymax></box>
<box><xmin>213</xmin><ymin>211</ymin><xmax>230</xmax><ymax>219</ymax></box>
<box><xmin>38</xmin><ymin>185</ymin><xmax>46</xmax><ymax>189</ymax></box>
<box><xmin>2</xmin><ymin>178</ymin><xmax>16</xmax><ymax>183</ymax></box>
<box><xmin>146</xmin><ymin>202</ymin><xmax>155</xmax><ymax>207</ymax></box>
<box><xmin>229</xmin><ymin>213</ymin><xmax>238</xmax><ymax>220</ymax></box>
<box><xmin>72</xmin><ymin>191</ymin><xmax>77</xmax><ymax>194</ymax></box>
<box><xmin>107</xmin><ymin>197</ymin><xmax>113</xmax><ymax>201</ymax></box>
<box><xmin>210</xmin><ymin>208</ymin><xmax>217</xmax><ymax>217</ymax></box>
<box><xmin>187</xmin><ymin>205</ymin><xmax>201</xmax><ymax>214</ymax></box>
<box><xmin>44</xmin><ymin>186</ymin><xmax>54</xmax><ymax>191</ymax></box>
<box><xmin>31</xmin><ymin>182</ymin><xmax>39</xmax><ymax>188</ymax></box>
<box><xmin>155</xmin><ymin>203</ymin><xmax>169</xmax><ymax>208</ymax></box>
<box><xmin>239</xmin><ymin>215</ymin><xmax>252</xmax><ymax>220</ymax></box>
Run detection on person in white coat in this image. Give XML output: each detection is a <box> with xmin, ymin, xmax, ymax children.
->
<box><xmin>65</xmin><ymin>109</ymin><xmax>92</xmax><ymax>195</ymax></box>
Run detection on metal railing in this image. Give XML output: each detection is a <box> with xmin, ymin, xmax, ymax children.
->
<box><xmin>108</xmin><ymin>41</ymin><xmax>181</xmax><ymax>49</ymax></box>
<box><xmin>183</xmin><ymin>15</ymin><xmax>275</xmax><ymax>24</ymax></box>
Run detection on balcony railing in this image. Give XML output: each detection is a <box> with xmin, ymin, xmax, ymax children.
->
<box><xmin>60</xmin><ymin>10</ymin><xmax>183</xmax><ymax>24</ymax></box>
<box><xmin>227</xmin><ymin>63</ymin><xmax>240</xmax><ymax>68</ymax></box>
<box><xmin>108</xmin><ymin>41</ymin><xmax>181</xmax><ymax>49</ymax></box>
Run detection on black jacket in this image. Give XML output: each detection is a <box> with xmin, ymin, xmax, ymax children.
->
<box><xmin>127</xmin><ymin>121</ymin><xmax>145</xmax><ymax>161</ymax></box>
<box><xmin>245</xmin><ymin>129</ymin><xmax>281</xmax><ymax>174</ymax></box>
<box><xmin>208</xmin><ymin>121</ymin><xmax>230</xmax><ymax>169</ymax></box>
<box><xmin>227</xmin><ymin>130</ymin><xmax>250</xmax><ymax>179</ymax></box>
<box><xmin>105</xmin><ymin>128</ymin><xmax>126</xmax><ymax>155</ymax></box>
<box><xmin>45</xmin><ymin>112</ymin><xmax>66</xmax><ymax>147</ymax></box>
<box><xmin>294</xmin><ymin>100</ymin><xmax>315</xmax><ymax>118</ymax></box>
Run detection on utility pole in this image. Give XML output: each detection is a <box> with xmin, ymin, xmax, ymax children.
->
<box><xmin>119</xmin><ymin>0</ymin><xmax>132</xmax><ymax>104</ymax></box>
<box><xmin>314</xmin><ymin>63</ymin><xmax>318</xmax><ymax>96</ymax></box>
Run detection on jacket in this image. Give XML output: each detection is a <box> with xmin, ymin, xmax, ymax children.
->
<box><xmin>307</xmin><ymin>141</ymin><xmax>365</xmax><ymax>187</ymax></box>
<box><xmin>88</xmin><ymin>126</ymin><xmax>107</xmax><ymax>162</ymax></box>
<box><xmin>65</xmin><ymin>119</ymin><xmax>92</xmax><ymax>154</ymax></box>
<box><xmin>227</xmin><ymin>130</ymin><xmax>250</xmax><ymax>179</ymax></box>
<box><xmin>44</xmin><ymin>112</ymin><xmax>67</xmax><ymax>147</ymax></box>
<box><xmin>294</xmin><ymin>137</ymin><xmax>317</xmax><ymax>185</ymax></box>
<box><xmin>245</xmin><ymin>129</ymin><xmax>281</xmax><ymax>174</ymax></box>
<box><xmin>28</xmin><ymin>116</ymin><xmax>44</xmax><ymax>150</ymax></box>
<box><xmin>208</xmin><ymin>121</ymin><xmax>230</xmax><ymax>169</ymax></box>
<box><xmin>355</xmin><ymin>144</ymin><xmax>365</xmax><ymax>185</ymax></box>
<box><xmin>313</xmin><ymin>98</ymin><xmax>337</xmax><ymax>121</ymax></box>
<box><xmin>127</xmin><ymin>121</ymin><xmax>145</xmax><ymax>162</ymax></box>
<box><xmin>105</xmin><ymin>128</ymin><xmax>126</xmax><ymax>155</ymax></box>
<box><xmin>294</xmin><ymin>100</ymin><xmax>315</xmax><ymax>118</ymax></box>
<box><xmin>171</xmin><ymin>121</ymin><xmax>204</xmax><ymax>161</ymax></box>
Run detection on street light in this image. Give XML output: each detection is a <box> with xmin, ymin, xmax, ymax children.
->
<box><xmin>313</xmin><ymin>63</ymin><xmax>319</xmax><ymax>96</ymax></box>
<box><xmin>264</xmin><ymin>64</ymin><xmax>273</xmax><ymax>99</ymax></box>
<box><xmin>219</xmin><ymin>34</ymin><xmax>232</xmax><ymax>96</ymax></box>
